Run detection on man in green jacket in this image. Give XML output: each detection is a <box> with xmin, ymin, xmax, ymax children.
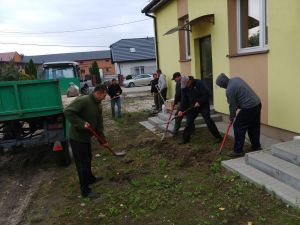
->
<box><xmin>64</xmin><ymin>84</ymin><xmax>108</xmax><ymax>198</ymax></box>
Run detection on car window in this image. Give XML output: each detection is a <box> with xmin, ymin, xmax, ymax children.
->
<box><xmin>135</xmin><ymin>75</ymin><xmax>142</xmax><ymax>79</ymax></box>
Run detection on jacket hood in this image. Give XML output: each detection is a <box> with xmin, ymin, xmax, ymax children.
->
<box><xmin>216</xmin><ymin>73</ymin><xmax>229</xmax><ymax>88</ymax></box>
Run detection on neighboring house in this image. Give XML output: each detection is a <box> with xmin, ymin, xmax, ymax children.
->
<box><xmin>110</xmin><ymin>37</ymin><xmax>156</xmax><ymax>77</ymax></box>
<box><xmin>0</xmin><ymin>52</ymin><xmax>22</xmax><ymax>62</ymax></box>
<box><xmin>142</xmin><ymin>0</ymin><xmax>300</xmax><ymax>140</ymax></box>
<box><xmin>0</xmin><ymin>52</ymin><xmax>26</xmax><ymax>74</ymax></box>
<box><xmin>22</xmin><ymin>50</ymin><xmax>115</xmax><ymax>79</ymax></box>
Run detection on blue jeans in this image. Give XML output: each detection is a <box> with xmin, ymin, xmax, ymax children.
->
<box><xmin>111</xmin><ymin>97</ymin><xmax>121</xmax><ymax>118</ymax></box>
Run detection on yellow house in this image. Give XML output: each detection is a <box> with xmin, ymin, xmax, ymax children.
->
<box><xmin>142</xmin><ymin>0</ymin><xmax>300</xmax><ymax>140</ymax></box>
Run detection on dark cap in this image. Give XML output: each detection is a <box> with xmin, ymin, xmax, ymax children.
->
<box><xmin>172</xmin><ymin>72</ymin><xmax>181</xmax><ymax>80</ymax></box>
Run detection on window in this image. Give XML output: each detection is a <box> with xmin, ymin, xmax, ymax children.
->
<box><xmin>184</xmin><ymin>18</ymin><xmax>191</xmax><ymax>59</ymax></box>
<box><xmin>130</xmin><ymin>48</ymin><xmax>136</xmax><ymax>53</ymax></box>
<box><xmin>237</xmin><ymin>0</ymin><xmax>267</xmax><ymax>53</ymax></box>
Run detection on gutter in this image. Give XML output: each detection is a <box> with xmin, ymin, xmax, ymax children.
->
<box><xmin>144</xmin><ymin>12</ymin><xmax>160</xmax><ymax>69</ymax></box>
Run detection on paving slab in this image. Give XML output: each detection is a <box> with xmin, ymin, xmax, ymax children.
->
<box><xmin>222</xmin><ymin>157</ymin><xmax>300</xmax><ymax>207</ymax></box>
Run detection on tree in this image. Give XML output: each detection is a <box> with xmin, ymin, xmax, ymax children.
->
<box><xmin>0</xmin><ymin>60</ymin><xmax>21</xmax><ymax>81</ymax></box>
<box><xmin>25</xmin><ymin>59</ymin><xmax>37</xmax><ymax>79</ymax></box>
<box><xmin>89</xmin><ymin>61</ymin><xmax>101</xmax><ymax>84</ymax></box>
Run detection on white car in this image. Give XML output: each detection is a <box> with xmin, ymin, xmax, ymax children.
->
<box><xmin>123</xmin><ymin>74</ymin><xmax>152</xmax><ymax>87</ymax></box>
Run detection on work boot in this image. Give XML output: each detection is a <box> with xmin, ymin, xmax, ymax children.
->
<box><xmin>228</xmin><ymin>151</ymin><xmax>244</xmax><ymax>158</ymax></box>
<box><xmin>83</xmin><ymin>192</ymin><xmax>100</xmax><ymax>199</ymax></box>
<box><xmin>89</xmin><ymin>176</ymin><xmax>103</xmax><ymax>185</ymax></box>
<box><xmin>179</xmin><ymin>140</ymin><xmax>189</xmax><ymax>145</ymax></box>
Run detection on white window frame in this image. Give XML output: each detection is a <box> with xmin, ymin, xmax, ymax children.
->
<box><xmin>237</xmin><ymin>0</ymin><xmax>268</xmax><ymax>53</ymax></box>
<box><xmin>184</xmin><ymin>18</ymin><xmax>191</xmax><ymax>60</ymax></box>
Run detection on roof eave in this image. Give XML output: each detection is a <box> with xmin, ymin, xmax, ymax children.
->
<box><xmin>141</xmin><ymin>0</ymin><xmax>170</xmax><ymax>13</ymax></box>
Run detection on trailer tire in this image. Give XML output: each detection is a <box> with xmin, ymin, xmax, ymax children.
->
<box><xmin>55</xmin><ymin>141</ymin><xmax>72</xmax><ymax>166</ymax></box>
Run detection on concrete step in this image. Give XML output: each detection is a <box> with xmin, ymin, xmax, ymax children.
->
<box><xmin>139</xmin><ymin>121</ymin><xmax>157</xmax><ymax>133</ymax></box>
<box><xmin>272</xmin><ymin>140</ymin><xmax>300</xmax><ymax>166</ymax></box>
<box><xmin>222</xmin><ymin>157</ymin><xmax>300</xmax><ymax>207</ymax></box>
<box><xmin>159</xmin><ymin>122</ymin><xmax>207</xmax><ymax>134</ymax></box>
<box><xmin>157</xmin><ymin>112</ymin><xmax>222</xmax><ymax>126</ymax></box>
<box><xmin>245</xmin><ymin>150</ymin><xmax>300</xmax><ymax>191</ymax></box>
<box><xmin>148</xmin><ymin>116</ymin><xmax>165</xmax><ymax>127</ymax></box>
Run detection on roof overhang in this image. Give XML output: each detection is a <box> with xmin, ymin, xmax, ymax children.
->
<box><xmin>163</xmin><ymin>14</ymin><xmax>214</xmax><ymax>36</ymax></box>
<box><xmin>141</xmin><ymin>0</ymin><xmax>170</xmax><ymax>14</ymax></box>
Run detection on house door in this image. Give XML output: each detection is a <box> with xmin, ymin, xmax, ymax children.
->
<box><xmin>200</xmin><ymin>35</ymin><xmax>213</xmax><ymax>104</ymax></box>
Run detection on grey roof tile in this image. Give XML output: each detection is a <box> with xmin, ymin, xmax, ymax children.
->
<box><xmin>110</xmin><ymin>37</ymin><xmax>156</xmax><ymax>63</ymax></box>
<box><xmin>22</xmin><ymin>50</ymin><xmax>111</xmax><ymax>64</ymax></box>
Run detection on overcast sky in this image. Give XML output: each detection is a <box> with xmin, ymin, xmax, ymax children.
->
<box><xmin>0</xmin><ymin>0</ymin><xmax>154</xmax><ymax>56</ymax></box>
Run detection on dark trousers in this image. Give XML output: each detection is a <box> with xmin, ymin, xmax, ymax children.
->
<box><xmin>183</xmin><ymin>104</ymin><xmax>222</xmax><ymax>142</ymax></box>
<box><xmin>153</xmin><ymin>93</ymin><xmax>159</xmax><ymax>110</ymax></box>
<box><xmin>70</xmin><ymin>139</ymin><xmax>96</xmax><ymax>196</ymax></box>
<box><xmin>173</xmin><ymin>110</ymin><xmax>183</xmax><ymax>134</ymax></box>
<box><xmin>233</xmin><ymin>103</ymin><xmax>262</xmax><ymax>153</ymax></box>
<box><xmin>111</xmin><ymin>97</ymin><xmax>121</xmax><ymax>118</ymax></box>
<box><xmin>158</xmin><ymin>88</ymin><xmax>167</xmax><ymax>110</ymax></box>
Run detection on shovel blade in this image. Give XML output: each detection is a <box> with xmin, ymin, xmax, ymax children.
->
<box><xmin>115</xmin><ymin>150</ymin><xmax>127</xmax><ymax>156</ymax></box>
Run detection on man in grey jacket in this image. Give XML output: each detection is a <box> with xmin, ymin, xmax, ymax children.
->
<box><xmin>216</xmin><ymin>73</ymin><xmax>262</xmax><ymax>157</ymax></box>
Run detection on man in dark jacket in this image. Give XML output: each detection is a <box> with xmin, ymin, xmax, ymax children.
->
<box><xmin>64</xmin><ymin>84</ymin><xmax>107</xmax><ymax>198</ymax></box>
<box><xmin>150</xmin><ymin>73</ymin><xmax>159</xmax><ymax>111</ymax></box>
<box><xmin>172</xmin><ymin>72</ymin><xmax>183</xmax><ymax>134</ymax></box>
<box><xmin>108</xmin><ymin>79</ymin><xmax>123</xmax><ymax>118</ymax></box>
<box><xmin>216</xmin><ymin>73</ymin><xmax>262</xmax><ymax>157</ymax></box>
<box><xmin>179</xmin><ymin>76</ymin><xmax>222</xmax><ymax>144</ymax></box>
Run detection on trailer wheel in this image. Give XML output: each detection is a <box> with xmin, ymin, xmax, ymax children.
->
<box><xmin>55</xmin><ymin>141</ymin><xmax>72</xmax><ymax>166</ymax></box>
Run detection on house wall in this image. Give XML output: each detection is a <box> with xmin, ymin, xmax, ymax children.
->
<box><xmin>267</xmin><ymin>0</ymin><xmax>300</xmax><ymax>133</ymax></box>
<box><xmin>77</xmin><ymin>59</ymin><xmax>115</xmax><ymax>78</ymax></box>
<box><xmin>188</xmin><ymin>0</ymin><xmax>230</xmax><ymax>114</ymax></box>
<box><xmin>114</xmin><ymin>60</ymin><xmax>156</xmax><ymax>76</ymax></box>
<box><xmin>155</xmin><ymin>0</ymin><xmax>181</xmax><ymax>99</ymax></box>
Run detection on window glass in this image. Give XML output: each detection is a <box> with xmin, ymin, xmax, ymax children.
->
<box><xmin>238</xmin><ymin>0</ymin><xmax>267</xmax><ymax>51</ymax></box>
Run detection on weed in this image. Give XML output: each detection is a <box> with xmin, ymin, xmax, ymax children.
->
<box><xmin>108</xmin><ymin>207</ymin><xmax>119</xmax><ymax>216</ymax></box>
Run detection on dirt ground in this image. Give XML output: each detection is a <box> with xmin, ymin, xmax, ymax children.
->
<box><xmin>1</xmin><ymin>93</ymin><xmax>300</xmax><ymax>225</ymax></box>
<box><xmin>0</xmin><ymin>92</ymin><xmax>154</xmax><ymax>225</ymax></box>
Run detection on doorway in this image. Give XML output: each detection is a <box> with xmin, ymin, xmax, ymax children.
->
<box><xmin>200</xmin><ymin>35</ymin><xmax>213</xmax><ymax>104</ymax></box>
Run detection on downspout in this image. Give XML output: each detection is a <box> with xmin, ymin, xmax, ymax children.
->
<box><xmin>145</xmin><ymin>12</ymin><xmax>160</xmax><ymax>69</ymax></box>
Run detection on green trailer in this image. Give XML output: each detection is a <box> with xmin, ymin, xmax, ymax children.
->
<box><xmin>0</xmin><ymin>79</ymin><xmax>71</xmax><ymax>166</ymax></box>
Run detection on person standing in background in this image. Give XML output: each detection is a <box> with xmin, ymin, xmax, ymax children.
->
<box><xmin>157</xmin><ymin>69</ymin><xmax>167</xmax><ymax>111</ymax></box>
<box><xmin>108</xmin><ymin>79</ymin><xmax>123</xmax><ymax>118</ymax></box>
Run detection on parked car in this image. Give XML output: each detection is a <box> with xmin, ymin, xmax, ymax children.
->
<box><xmin>123</xmin><ymin>74</ymin><xmax>152</xmax><ymax>87</ymax></box>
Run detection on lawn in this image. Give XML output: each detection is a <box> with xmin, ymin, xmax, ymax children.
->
<box><xmin>24</xmin><ymin>104</ymin><xmax>300</xmax><ymax>225</ymax></box>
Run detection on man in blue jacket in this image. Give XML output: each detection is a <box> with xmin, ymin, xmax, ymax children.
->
<box><xmin>178</xmin><ymin>76</ymin><xmax>222</xmax><ymax>144</ymax></box>
<box><xmin>216</xmin><ymin>73</ymin><xmax>262</xmax><ymax>157</ymax></box>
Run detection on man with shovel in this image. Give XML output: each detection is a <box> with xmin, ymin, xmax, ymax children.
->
<box><xmin>178</xmin><ymin>76</ymin><xmax>222</xmax><ymax>144</ymax></box>
<box><xmin>216</xmin><ymin>73</ymin><xmax>262</xmax><ymax>157</ymax></box>
<box><xmin>171</xmin><ymin>72</ymin><xmax>184</xmax><ymax>135</ymax></box>
<box><xmin>64</xmin><ymin>84</ymin><xmax>108</xmax><ymax>198</ymax></box>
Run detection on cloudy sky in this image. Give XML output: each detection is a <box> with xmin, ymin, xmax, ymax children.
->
<box><xmin>0</xmin><ymin>0</ymin><xmax>154</xmax><ymax>56</ymax></box>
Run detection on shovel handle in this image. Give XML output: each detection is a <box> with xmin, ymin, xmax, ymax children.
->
<box><xmin>218</xmin><ymin>121</ymin><xmax>233</xmax><ymax>154</ymax></box>
<box><xmin>87</xmin><ymin>127</ymin><xmax>117</xmax><ymax>156</ymax></box>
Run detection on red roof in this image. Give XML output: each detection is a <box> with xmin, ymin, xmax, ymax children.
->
<box><xmin>0</xmin><ymin>52</ymin><xmax>18</xmax><ymax>61</ymax></box>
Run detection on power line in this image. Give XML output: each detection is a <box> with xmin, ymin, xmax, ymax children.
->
<box><xmin>0</xmin><ymin>18</ymin><xmax>151</xmax><ymax>35</ymax></box>
<box><xmin>0</xmin><ymin>42</ymin><xmax>108</xmax><ymax>48</ymax></box>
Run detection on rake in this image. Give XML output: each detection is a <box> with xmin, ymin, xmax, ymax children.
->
<box><xmin>161</xmin><ymin>104</ymin><xmax>175</xmax><ymax>141</ymax></box>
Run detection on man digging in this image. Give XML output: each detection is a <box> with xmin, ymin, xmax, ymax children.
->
<box><xmin>216</xmin><ymin>73</ymin><xmax>262</xmax><ymax>157</ymax></box>
<box><xmin>64</xmin><ymin>84</ymin><xmax>108</xmax><ymax>198</ymax></box>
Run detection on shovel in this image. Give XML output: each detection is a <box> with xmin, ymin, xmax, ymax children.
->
<box><xmin>88</xmin><ymin>127</ymin><xmax>126</xmax><ymax>157</ymax></box>
<box><xmin>218</xmin><ymin>121</ymin><xmax>233</xmax><ymax>154</ymax></box>
<box><xmin>161</xmin><ymin>104</ymin><xmax>175</xmax><ymax>141</ymax></box>
<box><xmin>169</xmin><ymin>106</ymin><xmax>195</xmax><ymax>122</ymax></box>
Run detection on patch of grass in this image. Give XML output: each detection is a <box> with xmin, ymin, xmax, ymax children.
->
<box><xmin>24</xmin><ymin>99</ymin><xmax>300</xmax><ymax>225</ymax></box>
